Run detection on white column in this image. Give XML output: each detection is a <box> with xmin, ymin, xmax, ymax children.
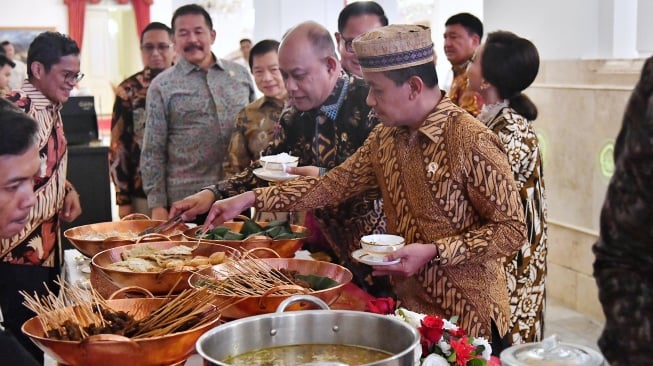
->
<box><xmin>253</xmin><ymin>0</ymin><xmax>342</xmax><ymax>43</ymax></box>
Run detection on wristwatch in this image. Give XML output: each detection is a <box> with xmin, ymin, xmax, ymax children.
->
<box><xmin>200</xmin><ymin>185</ymin><xmax>220</xmax><ymax>201</ymax></box>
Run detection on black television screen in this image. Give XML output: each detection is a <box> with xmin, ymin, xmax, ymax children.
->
<box><xmin>61</xmin><ymin>96</ymin><xmax>98</xmax><ymax>145</ymax></box>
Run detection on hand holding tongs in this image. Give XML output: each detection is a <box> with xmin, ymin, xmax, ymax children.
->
<box><xmin>137</xmin><ymin>215</ymin><xmax>183</xmax><ymax>236</ymax></box>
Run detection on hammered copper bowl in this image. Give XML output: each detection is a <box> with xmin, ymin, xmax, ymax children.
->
<box><xmin>181</xmin><ymin>222</ymin><xmax>308</xmax><ymax>258</ymax></box>
<box><xmin>91</xmin><ymin>241</ymin><xmax>242</xmax><ymax>296</ymax></box>
<box><xmin>189</xmin><ymin>258</ymin><xmax>352</xmax><ymax>319</ymax></box>
<box><xmin>64</xmin><ymin>217</ymin><xmax>189</xmax><ymax>258</ymax></box>
<box><xmin>22</xmin><ymin>297</ymin><xmax>221</xmax><ymax>366</ymax></box>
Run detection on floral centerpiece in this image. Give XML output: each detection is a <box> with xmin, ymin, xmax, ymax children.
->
<box><xmin>367</xmin><ymin>298</ymin><xmax>500</xmax><ymax>366</ymax></box>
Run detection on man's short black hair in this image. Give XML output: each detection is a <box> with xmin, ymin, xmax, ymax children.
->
<box><xmin>0</xmin><ymin>41</ymin><xmax>10</xmax><ymax>48</ymax></box>
<box><xmin>0</xmin><ymin>99</ymin><xmax>38</xmax><ymax>156</ymax></box>
<box><xmin>383</xmin><ymin>62</ymin><xmax>439</xmax><ymax>89</ymax></box>
<box><xmin>445</xmin><ymin>12</ymin><xmax>483</xmax><ymax>39</ymax></box>
<box><xmin>26</xmin><ymin>31</ymin><xmax>80</xmax><ymax>78</ymax></box>
<box><xmin>0</xmin><ymin>54</ymin><xmax>15</xmax><ymax>68</ymax></box>
<box><xmin>240</xmin><ymin>38</ymin><xmax>252</xmax><ymax>45</ymax></box>
<box><xmin>140</xmin><ymin>22</ymin><xmax>173</xmax><ymax>44</ymax></box>
<box><xmin>171</xmin><ymin>4</ymin><xmax>213</xmax><ymax>32</ymax></box>
<box><xmin>248</xmin><ymin>39</ymin><xmax>280</xmax><ymax>70</ymax></box>
<box><xmin>338</xmin><ymin>1</ymin><xmax>388</xmax><ymax>33</ymax></box>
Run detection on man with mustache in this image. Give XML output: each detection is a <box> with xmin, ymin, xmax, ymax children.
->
<box><xmin>2</xmin><ymin>31</ymin><xmax>83</xmax><ymax>363</ymax></box>
<box><xmin>170</xmin><ymin>21</ymin><xmax>393</xmax><ymax>297</ymax></box>
<box><xmin>109</xmin><ymin>22</ymin><xmax>175</xmax><ymax>218</ymax></box>
<box><xmin>141</xmin><ymin>4</ymin><xmax>255</xmax><ymax>221</ymax></box>
<box><xmin>0</xmin><ymin>100</ymin><xmax>41</xmax><ymax>366</ymax></box>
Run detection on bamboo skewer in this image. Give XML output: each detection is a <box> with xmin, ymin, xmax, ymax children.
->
<box><xmin>21</xmin><ymin>276</ymin><xmax>223</xmax><ymax>341</ymax></box>
<box><xmin>191</xmin><ymin>254</ymin><xmax>306</xmax><ymax>297</ymax></box>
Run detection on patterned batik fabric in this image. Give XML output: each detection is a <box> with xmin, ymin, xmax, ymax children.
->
<box><xmin>214</xmin><ymin>72</ymin><xmax>392</xmax><ymax>297</ymax></box>
<box><xmin>109</xmin><ymin>67</ymin><xmax>161</xmax><ymax>205</ymax></box>
<box><xmin>593</xmin><ymin>56</ymin><xmax>653</xmax><ymax>366</ymax></box>
<box><xmin>252</xmin><ymin>95</ymin><xmax>526</xmax><ymax>341</ymax></box>
<box><xmin>480</xmin><ymin>106</ymin><xmax>548</xmax><ymax>344</ymax></box>
<box><xmin>224</xmin><ymin>95</ymin><xmax>285</xmax><ymax>177</ymax></box>
<box><xmin>141</xmin><ymin>56</ymin><xmax>255</xmax><ymax>208</ymax></box>
<box><xmin>1</xmin><ymin>82</ymin><xmax>67</xmax><ymax>267</ymax></box>
<box><xmin>447</xmin><ymin>61</ymin><xmax>484</xmax><ymax>117</ymax></box>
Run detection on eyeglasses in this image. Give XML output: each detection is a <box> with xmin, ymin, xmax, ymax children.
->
<box><xmin>141</xmin><ymin>43</ymin><xmax>173</xmax><ymax>53</ymax></box>
<box><xmin>63</xmin><ymin>71</ymin><xmax>84</xmax><ymax>84</ymax></box>
<box><xmin>340</xmin><ymin>37</ymin><xmax>355</xmax><ymax>53</ymax></box>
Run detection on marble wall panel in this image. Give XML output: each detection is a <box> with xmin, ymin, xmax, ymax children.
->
<box><xmin>524</xmin><ymin>59</ymin><xmax>644</xmax><ymax>319</ymax></box>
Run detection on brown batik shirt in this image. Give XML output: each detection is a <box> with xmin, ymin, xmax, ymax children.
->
<box><xmin>109</xmin><ymin>67</ymin><xmax>162</xmax><ymax>205</ymax></box>
<box><xmin>252</xmin><ymin>95</ymin><xmax>526</xmax><ymax>340</ymax></box>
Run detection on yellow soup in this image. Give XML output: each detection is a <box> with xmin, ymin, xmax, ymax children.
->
<box><xmin>223</xmin><ymin>344</ymin><xmax>393</xmax><ymax>365</ymax></box>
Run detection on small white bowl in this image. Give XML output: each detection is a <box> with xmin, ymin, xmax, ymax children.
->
<box><xmin>360</xmin><ymin>234</ymin><xmax>405</xmax><ymax>254</ymax></box>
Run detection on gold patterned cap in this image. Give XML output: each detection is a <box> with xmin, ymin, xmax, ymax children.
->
<box><xmin>353</xmin><ymin>24</ymin><xmax>434</xmax><ymax>73</ymax></box>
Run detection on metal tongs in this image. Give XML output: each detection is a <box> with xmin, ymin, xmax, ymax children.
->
<box><xmin>137</xmin><ymin>215</ymin><xmax>183</xmax><ymax>236</ymax></box>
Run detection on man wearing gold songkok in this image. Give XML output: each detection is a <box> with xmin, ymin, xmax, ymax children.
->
<box><xmin>195</xmin><ymin>24</ymin><xmax>526</xmax><ymax>355</ymax></box>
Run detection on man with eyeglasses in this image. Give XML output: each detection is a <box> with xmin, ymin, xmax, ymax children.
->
<box><xmin>335</xmin><ymin>1</ymin><xmax>388</xmax><ymax>77</ymax></box>
<box><xmin>110</xmin><ymin>22</ymin><xmax>175</xmax><ymax>218</ymax></box>
<box><xmin>2</xmin><ymin>31</ymin><xmax>82</xmax><ymax>363</ymax></box>
<box><xmin>141</xmin><ymin>4</ymin><xmax>255</xmax><ymax>222</ymax></box>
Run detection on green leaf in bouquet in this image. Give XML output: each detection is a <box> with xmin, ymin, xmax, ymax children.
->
<box><xmin>240</xmin><ymin>219</ymin><xmax>264</xmax><ymax>236</ymax></box>
<box><xmin>468</xmin><ymin>358</ymin><xmax>486</xmax><ymax>366</ymax></box>
<box><xmin>294</xmin><ymin>274</ymin><xmax>339</xmax><ymax>290</ymax></box>
<box><xmin>223</xmin><ymin>230</ymin><xmax>246</xmax><ymax>240</ymax></box>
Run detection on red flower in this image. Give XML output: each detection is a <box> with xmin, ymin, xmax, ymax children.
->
<box><xmin>366</xmin><ymin>297</ymin><xmax>395</xmax><ymax>315</ymax></box>
<box><xmin>418</xmin><ymin>315</ymin><xmax>445</xmax><ymax>347</ymax></box>
<box><xmin>450</xmin><ymin>337</ymin><xmax>476</xmax><ymax>366</ymax></box>
<box><xmin>450</xmin><ymin>326</ymin><xmax>467</xmax><ymax>339</ymax></box>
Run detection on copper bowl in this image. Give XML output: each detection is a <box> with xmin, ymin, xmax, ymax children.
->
<box><xmin>64</xmin><ymin>214</ymin><xmax>189</xmax><ymax>258</ymax></box>
<box><xmin>189</xmin><ymin>258</ymin><xmax>352</xmax><ymax>319</ymax></box>
<box><xmin>181</xmin><ymin>219</ymin><xmax>308</xmax><ymax>259</ymax></box>
<box><xmin>22</xmin><ymin>297</ymin><xmax>220</xmax><ymax>366</ymax></box>
<box><xmin>91</xmin><ymin>241</ymin><xmax>241</xmax><ymax>296</ymax></box>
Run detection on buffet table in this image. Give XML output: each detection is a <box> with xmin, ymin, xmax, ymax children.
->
<box><xmin>43</xmin><ymin>248</ymin><xmax>376</xmax><ymax>365</ymax></box>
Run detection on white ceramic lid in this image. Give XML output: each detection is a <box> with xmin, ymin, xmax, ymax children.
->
<box><xmin>500</xmin><ymin>336</ymin><xmax>605</xmax><ymax>366</ymax></box>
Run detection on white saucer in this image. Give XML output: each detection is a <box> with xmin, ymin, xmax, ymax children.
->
<box><xmin>253</xmin><ymin>167</ymin><xmax>300</xmax><ymax>182</ymax></box>
<box><xmin>351</xmin><ymin>249</ymin><xmax>400</xmax><ymax>266</ymax></box>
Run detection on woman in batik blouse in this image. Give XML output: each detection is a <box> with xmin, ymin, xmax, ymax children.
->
<box><xmin>468</xmin><ymin>30</ymin><xmax>547</xmax><ymax>344</ymax></box>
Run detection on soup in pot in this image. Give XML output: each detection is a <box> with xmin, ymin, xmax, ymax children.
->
<box><xmin>223</xmin><ymin>344</ymin><xmax>392</xmax><ymax>365</ymax></box>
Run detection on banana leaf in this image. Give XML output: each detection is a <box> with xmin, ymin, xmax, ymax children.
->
<box><xmin>223</xmin><ymin>230</ymin><xmax>246</xmax><ymax>240</ymax></box>
<box><xmin>294</xmin><ymin>274</ymin><xmax>339</xmax><ymax>290</ymax></box>
<box><xmin>240</xmin><ymin>219</ymin><xmax>264</xmax><ymax>236</ymax></box>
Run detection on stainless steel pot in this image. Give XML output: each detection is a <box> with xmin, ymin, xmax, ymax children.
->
<box><xmin>196</xmin><ymin>295</ymin><xmax>421</xmax><ymax>366</ymax></box>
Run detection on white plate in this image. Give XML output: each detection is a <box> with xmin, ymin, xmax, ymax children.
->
<box><xmin>253</xmin><ymin>167</ymin><xmax>300</xmax><ymax>182</ymax></box>
<box><xmin>351</xmin><ymin>249</ymin><xmax>400</xmax><ymax>266</ymax></box>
